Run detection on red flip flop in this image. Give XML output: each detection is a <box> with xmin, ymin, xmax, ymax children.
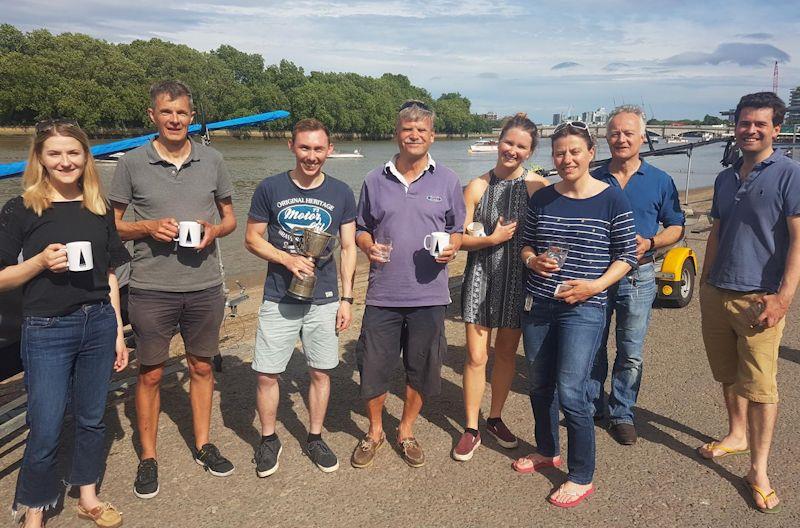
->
<box><xmin>548</xmin><ymin>483</ymin><xmax>596</xmax><ymax>508</ymax></box>
<box><xmin>512</xmin><ymin>454</ymin><xmax>562</xmax><ymax>474</ymax></box>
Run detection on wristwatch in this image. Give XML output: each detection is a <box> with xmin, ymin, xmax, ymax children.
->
<box><xmin>340</xmin><ymin>296</ymin><xmax>354</xmax><ymax>304</ymax></box>
<box><xmin>648</xmin><ymin>237</ymin><xmax>656</xmax><ymax>251</ymax></box>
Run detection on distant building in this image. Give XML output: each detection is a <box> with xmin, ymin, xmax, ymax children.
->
<box><xmin>787</xmin><ymin>85</ymin><xmax>800</xmax><ymax>125</ymax></box>
<box><xmin>552</xmin><ymin>108</ymin><xmax>607</xmax><ymax>125</ymax></box>
<box><xmin>480</xmin><ymin>112</ymin><xmax>498</xmax><ymax>121</ymax></box>
<box><xmin>579</xmin><ymin>107</ymin><xmax>608</xmax><ymax>125</ymax></box>
<box><xmin>720</xmin><ymin>108</ymin><xmax>736</xmax><ymax>124</ymax></box>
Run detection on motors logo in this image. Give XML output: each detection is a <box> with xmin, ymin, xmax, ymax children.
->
<box><xmin>278</xmin><ymin>205</ymin><xmax>332</xmax><ymax>233</ymax></box>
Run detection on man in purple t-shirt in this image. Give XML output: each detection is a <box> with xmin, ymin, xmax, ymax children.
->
<box><xmin>351</xmin><ymin>101</ymin><xmax>466</xmax><ymax>469</ymax></box>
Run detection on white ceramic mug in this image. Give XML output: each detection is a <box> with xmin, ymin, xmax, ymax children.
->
<box><xmin>423</xmin><ymin>231</ymin><xmax>450</xmax><ymax>257</ymax></box>
<box><xmin>66</xmin><ymin>241</ymin><xmax>93</xmax><ymax>271</ymax></box>
<box><xmin>174</xmin><ymin>221</ymin><xmax>203</xmax><ymax>248</ymax></box>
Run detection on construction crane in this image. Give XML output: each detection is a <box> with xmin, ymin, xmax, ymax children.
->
<box><xmin>773</xmin><ymin>61</ymin><xmax>779</xmax><ymax>94</ymax></box>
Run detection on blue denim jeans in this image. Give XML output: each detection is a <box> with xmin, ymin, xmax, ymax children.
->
<box><xmin>14</xmin><ymin>302</ymin><xmax>117</xmax><ymax>512</ymax></box>
<box><xmin>589</xmin><ymin>262</ymin><xmax>657</xmax><ymax>425</ymax></box>
<box><xmin>521</xmin><ymin>298</ymin><xmax>606</xmax><ymax>485</ymax></box>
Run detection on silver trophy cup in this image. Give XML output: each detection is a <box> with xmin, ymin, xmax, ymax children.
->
<box><xmin>286</xmin><ymin>227</ymin><xmax>340</xmax><ymax>301</ymax></box>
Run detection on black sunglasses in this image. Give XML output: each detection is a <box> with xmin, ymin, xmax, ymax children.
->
<box><xmin>399</xmin><ymin>100</ymin><xmax>432</xmax><ymax>112</ymax></box>
<box><xmin>553</xmin><ymin>120</ymin><xmax>589</xmax><ymax>134</ymax></box>
<box><xmin>35</xmin><ymin>118</ymin><xmax>79</xmax><ymax>134</ymax></box>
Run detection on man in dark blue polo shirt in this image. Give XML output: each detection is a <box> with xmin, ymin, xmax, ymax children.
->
<box><xmin>699</xmin><ymin>92</ymin><xmax>800</xmax><ymax>513</ymax></box>
<box><xmin>589</xmin><ymin>105</ymin><xmax>685</xmax><ymax>445</ymax></box>
<box><xmin>351</xmin><ymin>101</ymin><xmax>465</xmax><ymax>469</ymax></box>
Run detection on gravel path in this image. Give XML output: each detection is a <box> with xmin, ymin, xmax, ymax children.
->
<box><xmin>2</xmin><ymin>205</ymin><xmax>798</xmax><ymax>527</ymax></box>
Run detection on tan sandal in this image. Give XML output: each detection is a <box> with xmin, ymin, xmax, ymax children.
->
<box><xmin>76</xmin><ymin>502</ymin><xmax>123</xmax><ymax>528</ymax></box>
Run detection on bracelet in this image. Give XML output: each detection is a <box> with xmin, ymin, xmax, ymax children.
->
<box><xmin>340</xmin><ymin>296</ymin><xmax>354</xmax><ymax>304</ymax></box>
<box><xmin>649</xmin><ymin>237</ymin><xmax>656</xmax><ymax>251</ymax></box>
<box><xmin>525</xmin><ymin>254</ymin><xmax>535</xmax><ymax>267</ymax></box>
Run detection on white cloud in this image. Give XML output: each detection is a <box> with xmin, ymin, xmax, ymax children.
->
<box><xmin>2</xmin><ymin>0</ymin><xmax>798</xmax><ymax>119</ymax></box>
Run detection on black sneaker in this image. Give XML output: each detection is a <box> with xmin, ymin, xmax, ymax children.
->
<box><xmin>194</xmin><ymin>443</ymin><xmax>235</xmax><ymax>476</ymax></box>
<box><xmin>134</xmin><ymin>458</ymin><xmax>159</xmax><ymax>499</ymax></box>
<box><xmin>307</xmin><ymin>438</ymin><xmax>339</xmax><ymax>473</ymax></box>
<box><xmin>609</xmin><ymin>423</ymin><xmax>638</xmax><ymax>446</ymax></box>
<box><xmin>253</xmin><ymin>436</ymin><xmax>282</xmax><ymax>478</ymax></box>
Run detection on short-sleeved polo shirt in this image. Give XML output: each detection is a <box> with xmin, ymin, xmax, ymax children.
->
<box><xmin>356</xmin><ymin>156</ymin><xmax>466</xmax><ymax>307</ymax></box>
<box><xmin>592</xmin><ymin>159</ymin><xmax>685</xmax><ymax>257</ymax></box>
<box><xmin>108</xmin><ymin>140</ymin><xmax>234</xmax><ymax>292</ymax></box>
<box><xmin>709</xmin><ymin>149</ymin><xmax>800</xmax><ymax>293</ymax></box>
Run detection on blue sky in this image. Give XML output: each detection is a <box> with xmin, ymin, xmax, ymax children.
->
<box><xmin>2</xmin><ymin>0</ymin><xmax>798</xmax><ymax>121</ymax></box>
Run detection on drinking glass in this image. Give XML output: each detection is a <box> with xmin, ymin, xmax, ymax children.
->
<box><xmin>545</xmin><ymin>245</ymin><xmax>569</xmax><ymax>268</ymax></box>
<box><xmin>745</xmin><ymin>300</ymin><xmax>764</xmax><ymax>329</ymax></box>
<box><xmin>375</xmin><ymin>237</ymin><xmax>393</xmax><ymax>263</ymax></box>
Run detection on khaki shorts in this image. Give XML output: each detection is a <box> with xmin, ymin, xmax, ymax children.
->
<box><xmin>700</xmin><ymin>284</ymin><xmax>784</xmax><ymax>403</ymax></box>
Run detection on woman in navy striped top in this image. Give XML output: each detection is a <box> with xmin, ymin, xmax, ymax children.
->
<box><xmin>513</xmin><ymin>122</ymin><xmax>636</xmax><ymax>508</ymax></box>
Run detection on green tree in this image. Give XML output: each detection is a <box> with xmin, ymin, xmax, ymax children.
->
<box><xmin>0</xmin><ymin>24</ymin><xmax>488</xmax><ymax>136</ymax></box>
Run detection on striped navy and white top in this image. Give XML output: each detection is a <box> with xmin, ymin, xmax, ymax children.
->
<box><xmin>521</xmin><ymin>185</ymin><xmax>637</xmax><ymax>307</ymax></box>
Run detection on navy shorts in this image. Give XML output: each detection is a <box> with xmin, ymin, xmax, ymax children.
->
<box><xmin>356</xmin><ymin>305</ymin><xmax>447</xmax><ymax>400</ymax></box>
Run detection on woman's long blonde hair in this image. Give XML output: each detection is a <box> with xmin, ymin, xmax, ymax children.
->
<box><xmin>21</xmin><ymin>122</ymin><xmax>107</xmax><ymax>216</ymax></box>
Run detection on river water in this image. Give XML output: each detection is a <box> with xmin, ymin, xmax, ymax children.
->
<box><xmin>0</xmin><ymin>136</ymin><xmax>731</xmax><ymax>278</ymax></box>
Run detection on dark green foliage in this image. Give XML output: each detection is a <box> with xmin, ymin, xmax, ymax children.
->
<box><xmin>0</xmin><ymin>25</ymin><xmax>491</xmax><ymax>135</ymax></box>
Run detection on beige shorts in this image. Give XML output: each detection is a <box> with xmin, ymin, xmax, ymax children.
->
<box><xmin>700</xmin><ymin>284</ymin><xmax>784</xmax><ymax>403</ymax></box>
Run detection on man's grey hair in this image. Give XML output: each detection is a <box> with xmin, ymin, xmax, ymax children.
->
<box><xmin>149</xmin><ymin>80</ymin><xmax>194</xmax><ymax>110</ymax></box>
<box><xmin>607</xmin><ymin>105</ymin><xmax>647</xmax><ymax>137</ymax></box>
<box><xmin>397</xmin><ymin>102</ymin><xmax>435</xmax><ymax>128</ymax></box>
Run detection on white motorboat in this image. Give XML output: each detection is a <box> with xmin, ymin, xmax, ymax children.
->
<box><xmin>95</xmin><ymin>151</ymin><xmax>125</xmax><ymax>165</ymax></box>
<box><xmin>468</xmin><ymin>139</ymin><xmax>498</xmax><ymax>153</ymax></box>
<box><xmin>328</xmin><ymin>149</ymin><xmax>364</xmax><ymax>159</ymax></box>
<box><xmin>664</xmin><ymin>135</ymin><xmax>689</xmax><ymax>144</ymax></box>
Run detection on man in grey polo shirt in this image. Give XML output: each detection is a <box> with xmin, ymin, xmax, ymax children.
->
<box><xmin>699</xmin><ymin>92</ymin><xmax>800</xmax><ymax>513</ymax></box>
<box><xmin>109</xmin><ymin>80</ymin><xmax>238</xmax><ymax>499</ymax></box>
<box><xmin>351</xmin><ymin>100</ymin><xmax>465</xmax><ymax>469</ymax></box>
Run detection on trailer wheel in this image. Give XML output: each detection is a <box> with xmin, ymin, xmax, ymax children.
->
<box><xmin>668</xmin><ymin>259</ymin><xmax>695</xmax><ymax>308</ymax></box>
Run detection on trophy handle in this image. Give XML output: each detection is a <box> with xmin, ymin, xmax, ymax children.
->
<box><xmin>316</xmin><ymin>234</ymin><xmax>340</xmax><ymax>263</ymax></box>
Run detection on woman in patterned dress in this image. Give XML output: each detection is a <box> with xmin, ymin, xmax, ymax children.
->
<box><xmin>453</xmin><ymin>114</ymin><xmax>549</xmax><ymax>461</ymax></box>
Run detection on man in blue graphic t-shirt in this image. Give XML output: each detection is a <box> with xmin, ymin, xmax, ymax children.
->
<box><xmin>245</xmin><ymin>119</ymin><xmax>357</xmax><ymax>475</ymax></box>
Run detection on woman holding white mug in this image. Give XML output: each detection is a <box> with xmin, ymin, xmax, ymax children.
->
<box><xmin>0</xmin><ymin>120</ymin><xmax>130</xmax><ymax>527</ymax></box>
<box><xmin>454</xmin><ymin>113</ymin><xmax>548</xmax><ymax>461</ymax></box>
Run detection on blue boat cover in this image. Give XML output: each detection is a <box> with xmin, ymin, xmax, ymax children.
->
<box><xmin>0</xmin><ymin>110</ymin><xmax>290</xmax><ymax>179</ymax></box>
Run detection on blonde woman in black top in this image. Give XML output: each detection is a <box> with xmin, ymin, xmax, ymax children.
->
<box><xmin>0</xmin><ymin>121</ymin><xmax>130</xmax><ymax>528</ymax></box>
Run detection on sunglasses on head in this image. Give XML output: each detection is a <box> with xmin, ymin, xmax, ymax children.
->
<box><xmin>399</xmin><ymin>100</ymin><xmax>432</xmax><ymax>112</ymax></box>
<box><xmin>553</xmin><ymin>120</ymin><xmax>589</xmax><ymax>133</ymax></box>
<box><xmin>35</xmin><ymin>118</ymin><xmax>79</xmax><ymax>134</ymax></box>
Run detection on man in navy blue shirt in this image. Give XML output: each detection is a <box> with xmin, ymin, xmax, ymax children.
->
<box><xmin>699</xmin><ymin>92</ymin><xmax>800</xmax><ymax>513</ymax></box>
<box><xmin>245</xmin><ymin>118</ymin><xmax>357</xmax><ymax>476</ymax></box>
<box><xmin>590</xmin><ymin>105</ymin><xmax>685</xmax><ymax>445</ymax></box>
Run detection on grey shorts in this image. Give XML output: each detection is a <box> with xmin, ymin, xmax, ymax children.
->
<box><xmin>252</xmin><ymin>300</ymin><xmax>340</xmax><ymax>374</ymax></box>
<box><xmin>356</xmin><ymin>305</ymin><xmax>447</xmax><ymax>400</ymax></box>
<box><xmin>129</xmin><ymin>285</ymin><xmax>225</xmax><ymax>366</ymax></box>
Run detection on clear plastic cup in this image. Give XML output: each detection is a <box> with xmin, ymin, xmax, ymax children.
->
<box><xmin>375</xmin><ymin>237</ymin><xmax>393</xmax><ymax>263</ymax></box>
<box><xmin>546</xmin><ymin>245</ymin><xmax>569</xmax><ymax>268</ymax></box>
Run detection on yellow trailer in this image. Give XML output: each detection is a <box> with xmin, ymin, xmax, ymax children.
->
<box><xmin>654</xmin><ymin>244</ymin><xmax>698</xmax><ymax>307</ymax></box>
